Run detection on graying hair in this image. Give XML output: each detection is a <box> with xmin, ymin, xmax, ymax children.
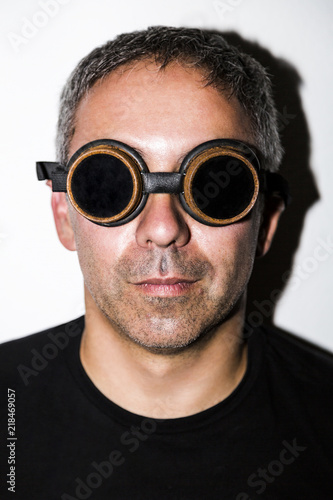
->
<box><xmin>56</xmin><ymin>26</ymin><xmax>283</xmax><ymax>171</ymax></box>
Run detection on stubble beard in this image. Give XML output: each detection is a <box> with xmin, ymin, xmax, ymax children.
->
<box><xmin>82</xmin><ymin>247</ymin><xmax>250</xmax><ymax>355</ymax></box>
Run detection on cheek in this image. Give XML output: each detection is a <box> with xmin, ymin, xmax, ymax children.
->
<box><xmin>191</xmin><ymin>217</ymin><xmax>260</xmax><ymax>288</ymax></box>
<box><xmin>69</xmin><ymin>210</ymin><xmax>130</xmax><ymax>273</ymax></box>
<box><xmin>193</xmin><ymin>218</ymin><xmax>259</xmax><ymax>259</ymax></box>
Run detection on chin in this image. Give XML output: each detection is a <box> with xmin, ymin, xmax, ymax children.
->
<box><xmin>109</xmin><ymin>314</ymin><xmax>222</xmax><ymax>356</ymax></box>
<box><xmin>128</xmin><ymin>332</ymin><xmax>203</xmax><ymax>355</ymax></box>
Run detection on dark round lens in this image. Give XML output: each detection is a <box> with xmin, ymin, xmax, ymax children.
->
<box><xmin>191</xmin><ymin>156</ymin><xmax>255</xmax><ymax>220</ymax></box>
<box><xmin>71</xmin><ymin>154</ymin><xmax>134</xmax><ymax>219</ymax></box>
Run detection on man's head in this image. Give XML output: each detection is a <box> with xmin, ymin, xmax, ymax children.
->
<box><xmin>50</xmin><ymin>27</ymin><xmax>284</xmax><ymax>353</ymax></box>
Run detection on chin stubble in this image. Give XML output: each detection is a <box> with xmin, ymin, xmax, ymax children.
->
<box><xmin>83</xmin><ymin>248</ymin><xmax>246</xmax><ymax>354</ymax></box>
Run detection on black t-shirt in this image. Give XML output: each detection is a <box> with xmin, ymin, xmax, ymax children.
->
<box><xmin>0</xmin><ymin>317</ymin><xmax>332</xmax><ymax>499</ymax></box>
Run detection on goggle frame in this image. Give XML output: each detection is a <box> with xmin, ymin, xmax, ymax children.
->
<box><xmin>37</xmin><ymin>138</ymin><xmax>289</xmax><ymax>227</ymax></box>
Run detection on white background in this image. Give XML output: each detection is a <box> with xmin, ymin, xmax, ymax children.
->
<box><xmin>1</xmin><ymin>0</ymin><xmax>332</xmax><ymax>351</ymax></box>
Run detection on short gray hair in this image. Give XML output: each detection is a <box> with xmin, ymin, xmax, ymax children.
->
<box><xmin>56</xmin><ymin>26</ymin><xmax>283</xmax><ymax>171</ymax></box>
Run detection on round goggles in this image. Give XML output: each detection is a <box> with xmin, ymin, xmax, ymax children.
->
<box><xmin>37</xmin><ymin>139</ymin><xmax>278</xmax><ymax>227</ymax></box>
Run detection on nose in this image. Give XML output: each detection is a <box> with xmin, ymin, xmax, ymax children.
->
<box><xmin>135</xmin><ymin>194</ymin><xmax>190</xmax><ymax>248</ymax></box>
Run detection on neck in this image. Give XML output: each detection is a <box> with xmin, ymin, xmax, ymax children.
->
<box><xmin>80</xmin><ymin>292</ymin><xmax>248</xmax><ymax>419</ymax></box>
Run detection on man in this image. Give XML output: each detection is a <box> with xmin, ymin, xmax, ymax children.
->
<box><xmin>1</xmin><ymin>27</ymin><xmax>332</xmax><ymax>499</ymax></box>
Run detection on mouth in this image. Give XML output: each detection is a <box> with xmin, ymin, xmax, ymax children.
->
<box><xmin>132</xmin><ymin>277</ymin><xmax>199</xmax><ymax>297</ymax></box>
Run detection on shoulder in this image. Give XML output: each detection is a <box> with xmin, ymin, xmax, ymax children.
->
<box><xmin>256</xmin><ymin>324</ymin><xmax>333</xmax><ymax>450</ymax></box>
<box><xmin>0</xmin><ymin>317</ymin><xmax>84</xmax><ymax>387</ymax></box>
<box><xmin>259</xmin><ymin>323</ymin><xmax>333</xmax><ymax>391</ymax></box>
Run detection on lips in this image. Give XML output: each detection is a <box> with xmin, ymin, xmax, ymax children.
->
<box><xmin>135</xmin><ymin>278</ymin><xmax>195</xmax><ymax>285</ymax></box>
<box><xmin>132</xmin><ymin>277</ymin><xmax>198</xmax><ymax>297</ymax></box>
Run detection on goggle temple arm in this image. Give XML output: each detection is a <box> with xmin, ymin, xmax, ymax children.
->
<box><xmin>36</xmin><ymin>162</ymin><xmax>67</xmax><ymax>192</ymax></box>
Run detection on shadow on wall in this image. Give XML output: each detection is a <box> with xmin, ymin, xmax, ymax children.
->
<box><xmin>215</xmin><ymin>31</ymin><xmax>319</xmax><ymax>327</ymax></box>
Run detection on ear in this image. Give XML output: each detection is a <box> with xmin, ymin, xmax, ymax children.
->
<box><xmin>256</xmin><ymin>195</ymin><xmax>285</xmax><ymax>257</ymax></box>
<box><xmin>50</xmin><ymin>188</ymin><xmax>76</xmax><ymax>251</ymax></box>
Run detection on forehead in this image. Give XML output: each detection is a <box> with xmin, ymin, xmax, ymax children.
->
<box><xmin>70</xmin><ymin>62</ymin><xmax>253</xmax><ymax>160</ymax></box>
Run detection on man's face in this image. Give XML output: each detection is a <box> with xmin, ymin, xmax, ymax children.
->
<box><xmin>60</xmin><ymin>62</ymin><xmax>264</xmax><ymax>352</ymax></box>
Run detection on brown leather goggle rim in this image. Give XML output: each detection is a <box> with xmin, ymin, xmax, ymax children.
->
<box><xmin>183</xmin><ymin>147</ymin><xmax>260</xmax><ymax>225</ymax></box>
<box><xmin>67</xmin><ymin>145</ymin><xmax>143</xmax><ymax>224</ymax></box>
